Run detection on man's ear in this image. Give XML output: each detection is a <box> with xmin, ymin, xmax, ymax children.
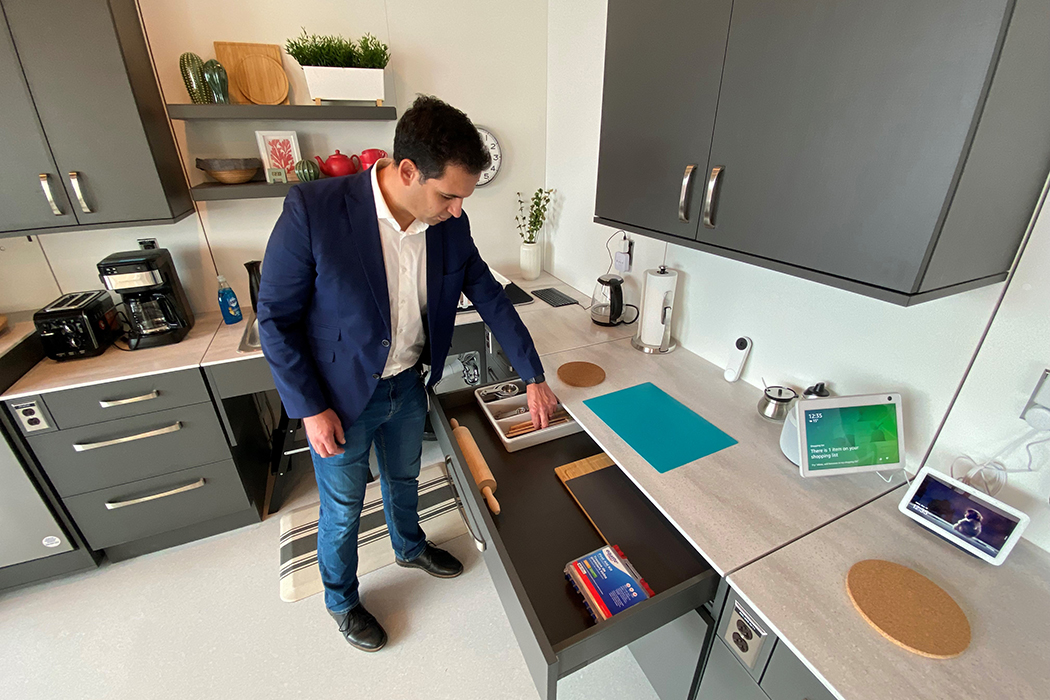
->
<box><xmin>397</xmin><ymin>159</ymin><xmax>419</xmax><ymax>186</ymax></box>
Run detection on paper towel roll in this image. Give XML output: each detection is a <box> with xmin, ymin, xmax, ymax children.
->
<box><xmin>638</xmin><ymin>267</ymin><xmax>678</xmax><ymax>347</ymax></box>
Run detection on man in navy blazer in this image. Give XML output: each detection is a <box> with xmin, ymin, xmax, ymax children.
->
<box><xmin>258</xmin><ymin>96</ymin><xmax>558</xmax><ymax>652</ymax></box>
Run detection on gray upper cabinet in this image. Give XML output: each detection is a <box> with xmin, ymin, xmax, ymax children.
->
<box><xmin>0</xmin><ymin>11</ymin><xmax>77</xmax><ymax>231</ymax></box>
<box><xmin>595</xmin><ymin>0</ymin><xmax>1050</xmax><ymax>305</ymax></box>
<box><xmin>594</xmin><ymin>0</ymin><xmax>732</xmax><ymax>239</ymax></box>
<box><xmin>0</xmin><ymin>0</ymin><xmax>192</xmax><ymax>237</ymax></box>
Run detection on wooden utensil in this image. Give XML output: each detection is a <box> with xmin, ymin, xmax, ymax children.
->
<box><xmin>214</xmin><ymin>42</ymin><xmax>289</xmax><ymax>105</ymax></box>
<box><xmin>0</xmin><ymin>315</ymin><xmax>8</xmax><ymax>336</ymax></box>
<box><xmin>449</xmin><ymin>418</ymin><xmax>500</xmax><ymax>515</ymax></box>
<box><xmin>504</xmin><ymin>410</ymin><xmax>571</xmax><ymax>439</ymax></box>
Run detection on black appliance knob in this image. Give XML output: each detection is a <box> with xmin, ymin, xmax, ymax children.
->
<box><xmin>59</xmin><ymin>323</ymin><xmax>81</xmax><ymax>348</ymax></box>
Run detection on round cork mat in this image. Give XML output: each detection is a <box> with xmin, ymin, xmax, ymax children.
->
<box><xmin>557</xmin><ymin>361</ymin><xmax>606</xmax><ymax>387</ymax></box>
<box><xmin>846</xmin><ymin>560</ymin><xmax>970</xmax><ymax>659</ymax></box>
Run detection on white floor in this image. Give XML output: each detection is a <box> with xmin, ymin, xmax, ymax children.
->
<box><xmin>0</xmin><ymin>459</ymin><xmax>660</xmax><ymax>700</ymax></box>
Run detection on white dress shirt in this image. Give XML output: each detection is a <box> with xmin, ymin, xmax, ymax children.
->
<box><xmin>372</xmin><ymin>163</ymin><xmax>428</xmax><ymax>378</ymax></box>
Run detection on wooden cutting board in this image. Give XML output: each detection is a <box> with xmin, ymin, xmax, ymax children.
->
<box><xmin>0</xmin><ymin>315</ymin><xmax>8</xmax><ymax>336</ymax></box>
<box><xmin>214</xmin><ymin>42</ymin><xmax>289</xmax><ymax>105</ymax></box>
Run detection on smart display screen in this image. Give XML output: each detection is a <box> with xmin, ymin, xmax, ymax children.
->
<box><xmin>905</xmin><ymin>472</ymin><xmax>1020</xmax><ymax>557</ymax></box>
<box><xmin>803</xmin><ymin>403</ymin><xmax>900</xmax><ymax>470</ymax></box>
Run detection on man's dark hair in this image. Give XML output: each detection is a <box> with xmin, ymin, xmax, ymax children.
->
<box><xmin>393</xmin><ymin>95</ymin><xmax>490</xmax><ymax>182</ymax></box>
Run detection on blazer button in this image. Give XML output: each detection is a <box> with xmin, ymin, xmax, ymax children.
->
<box><xmin>381</xmin><ymin>339</ymin><xmax>390</xmax><ymax>347</ymax></box>
<box><xmin>372</xmin><ymin>373</ymin><xmax>380</xmax><ymax>379</ymax></box>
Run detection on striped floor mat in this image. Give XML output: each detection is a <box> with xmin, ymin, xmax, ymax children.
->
<box><xmin>278</xmin><ymin>462</ymin><xmax>467</xmax><ymax>603</ymax></box>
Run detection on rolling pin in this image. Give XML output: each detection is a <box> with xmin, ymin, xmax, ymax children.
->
<box><xmin>449</xmin><ymin>418</ymin><xmax>500</xmax><ymax>515</ymax></box>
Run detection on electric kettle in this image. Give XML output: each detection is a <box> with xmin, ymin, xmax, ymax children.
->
<box><xmin>590</xmin><ymin>274</ymin><xmax>638</xmax><ymax>326</ymax></box>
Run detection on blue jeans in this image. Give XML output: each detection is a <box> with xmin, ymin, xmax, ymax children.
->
<box><xmin>310</xmin><ymin>369</ymin><xmax>429</xmax><ymax>613</ymax></box>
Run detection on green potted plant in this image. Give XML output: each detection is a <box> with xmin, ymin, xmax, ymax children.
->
<box><xmin>285</xmin><ymin>29</ymin><xmax>391</xmax><ymax>104</ymax></box>
<box><xmin>516</xmin><ymin>188</ymin><xmax>554</xmax><ymax>280</ymax></box>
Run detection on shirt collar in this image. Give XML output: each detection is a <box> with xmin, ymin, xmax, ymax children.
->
<box><xmin>371</xmin><ymin>163</ymin><xmax>428</xmax><ymax>237</ymax></box>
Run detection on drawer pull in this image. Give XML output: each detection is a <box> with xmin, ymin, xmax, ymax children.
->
<box><xmin>68</xmin><ymin>171</ymin><xmax>93</xmax><ymax>213</ymax></box>
<box><xmin>105</xmin><ymin>477</ymin><xmax>205</xmax><ymax>510</ymax></box>
<box><xmin>678</xmin><ymin>164</ymin><xmax>697</xmax><ymax>222</ymax></box>
<box><xmin>39</xmin><ymin>174</ymin><xmax>64</xmax><ymax>216</ymax></box>
<box><xmin>701</xmin><ymin>165</ymin><xmax>725</xmax><ymax>229</ymax></box>
<box><xmin>98</xmin><ymin>390</ymin><xmax>160</xmax><ymax>408</ymax></box>
<box><xmin>73</xmin><ymin>421</ymin><xmax>182</xmax><ymax>452</ymax></box>
<box><xmin>445</xmin><ymin>456</ymin><xmax>486</xmax><ymax>552</ymax></box>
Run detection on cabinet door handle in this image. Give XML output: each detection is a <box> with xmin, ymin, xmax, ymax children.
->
<box><xmin>98</xmin><ymin>390</ymin><xmax>159</xmax><ymax>408</ymax></box>
<box><xmin>73</xmin><ymin>421</ymin><xmax>182</xmax><ymax>452</ymax></box>
<box><xmin>39</xmin><ymin>174</ymin><xmax>63</xmax><ymax>216</ymax></box>
<box><xmin>445</xmin><ymin>455</ymin><xmax>486</xmax><ymax>552</ymax></box>
<box><xmin>105</xmin><ymin>477</ymin><xmax>205</xmax><ymax>510</ymax></box>
<box><xmin>678</xmin><ymin>164</ymin><xmax>697</xmax><ymax>222</ymax></box>
<box><xmin>702</xmin><ymin>165</ymin><xmax>725</xmax><ymax>229</ymax></box>
<box><xmin>68</xmin><ymin>171</ymin><xmax>93</xmax><ymax>213</ymax></box>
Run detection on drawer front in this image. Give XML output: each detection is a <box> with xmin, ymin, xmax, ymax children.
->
<box><xmin>760</xmin><ymin>642</ymin><xmax>836</xmax><ymax>700</ymax></box>
<box><xmin>29</xmin><ymin>402</ymin><xmax>229</xmax><ymax>496</ymax></box>
<box><xmin>696</xmin><ymin>637</ymin><xmax>770</xmax><ymax>700</ymax></box>
<box><xmin>42</xmin><ymin>368</ymin><xmax>210</xmax><ymax>429</ymax></box>
<box><xmin>63</xmin><ymin>459</ymin><xmax>250</xmax><ymax>550</ymax></box>
<box><xmin>203</xmin><ymin>358</ymin><xmax>275</xmax><ymax>399</ymax></box>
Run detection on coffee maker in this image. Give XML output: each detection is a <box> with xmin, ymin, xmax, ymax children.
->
<box><xmin>97</xmin><ymin>249</ymin><xmax>194</xmax><ymax>349</ymax></box>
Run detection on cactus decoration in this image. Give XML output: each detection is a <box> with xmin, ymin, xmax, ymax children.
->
<box><xmin>179</xmin><ymin>52</ymin><xmax>212</xmax><ymax>104</ymax></box>
<box><xmin>202</xmin><ymin>59</ymin><xmax>229</xmax><ymax>104</ymax></box>
<box><xmin>294</xmin><ymin>158</ymin><xmax>321</xmax><ymax>182</ymax></box>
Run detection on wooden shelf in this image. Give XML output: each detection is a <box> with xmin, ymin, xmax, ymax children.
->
<box><xmin>167</xmin><ymin>103</ymin><xmax>397</xmax><ymax>121</ymax></box>
<box><xmin>190</xmin><ymin>180</ymin><xmax>293</xmax><ymax>201</ymax></box>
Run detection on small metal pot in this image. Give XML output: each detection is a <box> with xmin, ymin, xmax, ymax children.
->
<box><xmin>758</xmin><ymin>386</ymin><xmax>798</xmax><ymax>422</ymax></box>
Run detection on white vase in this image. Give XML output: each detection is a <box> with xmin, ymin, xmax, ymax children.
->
<box><xmin>300</xmin><ymin>66</ymin><xmax>386</xmax><ymax>102</ymax></box>
<box><xmin>519</xmin><ymin>242</ymin><xmax>542</xmax><ymax>281</ymax></box>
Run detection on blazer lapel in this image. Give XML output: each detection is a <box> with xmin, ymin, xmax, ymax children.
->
<box><xmin>426</xmin><ymin>225</ymin><xmax>443</xmax><ymax>332</ymax></box>
<box><xmin>346</xmin><ymin>179</ymin><xmax>390</xmax><ymax>334</ymax></box>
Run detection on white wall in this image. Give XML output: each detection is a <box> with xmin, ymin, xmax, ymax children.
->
<box><xmin>0</xmin><ymin>0</ymin><xmax>548</xmax><ymax>314</ymax></box>
<box><xmin>926</xmin><ymin>184</ymin><xmax>1050</xmax><ymax>553</ymax></box>
<box><xmin>545</xmin><ymin>0</ymin><xmax>1004</xmax><ymax>469</ymax></box>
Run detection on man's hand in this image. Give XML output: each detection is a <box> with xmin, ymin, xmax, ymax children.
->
<box><xmin>527</xmin><ymin>382</ymin><xmax>560</xmax><ymax>430</ymax></box>
<box><xmin>303</xmin><ymin>408</ymin><xmax>345</xmax><ymax>458</ymax></box>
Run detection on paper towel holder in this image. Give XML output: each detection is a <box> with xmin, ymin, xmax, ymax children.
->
<box><xmin>631</xmin><ymin>265</ymin><xmax>678</xmax><ymax>354</ymax></box>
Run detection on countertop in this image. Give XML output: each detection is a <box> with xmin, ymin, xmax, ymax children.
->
<box><xmin>727</xmin><ymin>488</ymin><xmax>1050</xmax><ymax>700</ymax></box>
<box><xmin>1</xmin><ymin>312</ymin><xmax>222</xmax><ymax>400</ymax></box>
<box><xmin>539</xmin><ymin>337</ymin><xmax>903</xmax><ymax>576</ymax></box>
<box><xmin>0</xmin><ymin>313</ymin><xmax>36</xmax><ymax>360</ymax></box>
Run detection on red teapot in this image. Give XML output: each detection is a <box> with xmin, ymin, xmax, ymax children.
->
<box><xmin>314</xmin><ymin>150</ymin><xmax>361</xmax><ymax>177</ymax></box>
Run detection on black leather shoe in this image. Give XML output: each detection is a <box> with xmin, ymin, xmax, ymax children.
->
<box><xmin>396</xmin><ymin>542</ymin><xmax>464</xmax><ymax>578</ymax></box>
<box><xmin>329</xmin><ymin>604</ymin><xmax>387</xmax><ymax>652</ymax></box>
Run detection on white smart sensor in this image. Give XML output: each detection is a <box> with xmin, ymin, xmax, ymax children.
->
<box><xmin>724</xmin><ymin>336</ymin><xmax>752</xmax><ymax>382</ymax></box>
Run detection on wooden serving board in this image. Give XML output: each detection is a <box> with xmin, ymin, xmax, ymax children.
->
<box><xmin>214</xmin><ymin>42</ymin><xmax>289</xmax><ymax>105</ymax></box>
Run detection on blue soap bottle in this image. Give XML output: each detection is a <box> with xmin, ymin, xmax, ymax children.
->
<box><xmin>217</xmin><ymin>275</ymin><xmax>243</xmax><ymax>324</ymax></box>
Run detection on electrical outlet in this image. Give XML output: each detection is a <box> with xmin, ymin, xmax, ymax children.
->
<box><xmin>138</xmin><ymin>238</ymin><xmax>158</xmax><ymax>250</ymax></box>
<box><xmin>614</xmin><ymin>238</ymin><xmax>633</xmax><ymax>272</ymax></box>
<box><xmin>724</xmin><ymin>602</ymin><xmax>768</xmax><ymax>669</ymax></box>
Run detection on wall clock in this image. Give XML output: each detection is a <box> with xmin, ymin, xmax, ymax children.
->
<box><xmin>476</xmin><ymin>126</ymin><xmax>502</xmax><ymax>187</ymax></box>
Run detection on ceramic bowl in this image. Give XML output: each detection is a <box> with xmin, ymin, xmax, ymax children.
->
<box><xmin>195</xmin><ymin>158</ymin><xmax>262</xmax><ymax>184</ymax></box>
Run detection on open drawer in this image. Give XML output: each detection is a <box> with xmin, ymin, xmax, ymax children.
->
<box><xmin>431</xmin><ymin>387</ymin><xmax>720</xmax><ymax>700</ymax></box>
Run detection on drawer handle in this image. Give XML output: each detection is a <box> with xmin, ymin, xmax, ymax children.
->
<box><xmin>39</xmin><ymin>174</ymin><xmax>64</xmax><ymax>216</ymax></box>
<box><xmin>98</xmin><ymin>390</ymin><xmax>160</xmax><ymax>408</ymax></box>
<box><xmin>105</xmin><ymin>477</ymin><xmax>205</xmax><ymax>510</ymax></box>
<box><xmin>445</xmin><ymin>455</ymin><xmax>486</xmax><ymax>552</ymax></box>
<box><xmin>678</xmin><ymin>164</ymin><xmax>697</xmax><ymax>222</ymax></box>
<box><xmin>73</xmin><ymin>421</ymin><xmax>182</xmax><ymax>452</ymax></box>
<box><xmin>701</xmin><ymin>165</ymin><xmax>725</xmax><ymax>229</ymax></box>
<box><xmin>68</xmin><ymin>171</ymin><xmax>93</xmax><ymax>213</ymax></box>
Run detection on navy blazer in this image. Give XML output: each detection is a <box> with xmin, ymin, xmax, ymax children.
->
<box><xmin>256</xmin><ymin>170</ymin><xmax>544</xmax><ymax>427</ymax></box>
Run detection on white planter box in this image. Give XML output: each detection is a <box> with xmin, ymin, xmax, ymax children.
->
<box><xmin>301</xmin><ymin>66</ymin><xmax>385</xmax><ymax>102</ymax></box>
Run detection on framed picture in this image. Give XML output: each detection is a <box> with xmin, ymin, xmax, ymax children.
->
<box><xmin>256</xmin><ymin>131</ymin><xmax>301</xmax><ymax>181</ymax></box>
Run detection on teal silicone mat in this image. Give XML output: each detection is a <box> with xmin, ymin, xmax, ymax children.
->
<box><xmin>583</xmin><ymin>382</ymin><xmax>737</xmax><ymax>473</ymax></box>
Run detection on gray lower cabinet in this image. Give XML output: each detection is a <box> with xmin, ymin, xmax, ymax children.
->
<box><xmin>431</xmin><ymin>388</ymin><xmax>720</xmax><ymax>700</ymax></box>
<box><xmin>0</xmin><ymin>0</ymin><xmax>192</xmax><ymax>236</ymax></box>
<box><xmin>27</xmin><ymin>402</ymin><xmax>229</xmax><ymax>497</ymax></box>
<box><xmin>629</xmin><ymin>609</ymin><xmax>710</xmax><ymax>700</ymax></box>
<box><xmin>595</xmin><ymin>0</ymin><xmax>1050</xmax><ymax>305</ymax></box>
<box><xmin>695</xmin><ymin>638</ymin><xmax>771</xmax><ymax>700</ymax></box>
<box><xmin>63</xmin><ymin>459</ymin><xmax>249</xmax><ymax>550</ymax></box>
<box><xmin>760</xmin><ymin>643</ymin><xmax>836</xmax><ymax>700</ymax></box>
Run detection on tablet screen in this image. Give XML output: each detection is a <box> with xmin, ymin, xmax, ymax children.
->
<box><xmin>904</xmin><ymin>472</ymin><xmax>1021</xmax><ymax>558</ymax></box>
<box><xmin>803</xmin><ymin>403</ymin><xmax>900</xmax><ymax>471</ymax></box>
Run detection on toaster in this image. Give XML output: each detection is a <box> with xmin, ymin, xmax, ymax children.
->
<box><xmin>34</xmin><ymin>291</ymin><xmax>119</xmax><ymax>361</ymax></box>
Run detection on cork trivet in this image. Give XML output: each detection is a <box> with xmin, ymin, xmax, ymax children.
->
<box><xmin>846</xmin><ymin>559</ymin><xmax>970</xmax><ymax>659</ymax></box>
<box><xmin>557</xmin><ymin>361</ymin><xmax>606</xmax><ymax>387</ymax></box>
